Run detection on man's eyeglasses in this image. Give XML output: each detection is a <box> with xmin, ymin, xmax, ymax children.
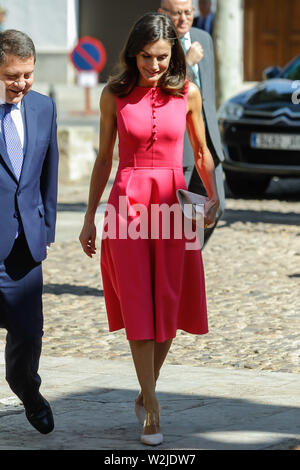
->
<box><xmin>162</xmin><ymin>7</ymin><xmax>194</xmax><ymax>19</ymax></box>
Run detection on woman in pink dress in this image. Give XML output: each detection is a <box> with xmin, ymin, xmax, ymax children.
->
<box><xmin>80</xmin><ymin>12</ymin><xmax>219</xmax><ymax>446</ymax></box>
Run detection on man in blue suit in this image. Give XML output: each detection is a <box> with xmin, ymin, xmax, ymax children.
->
<box><xmin>0</xmin><ymin>30</ymin><xmax>58</xmax><ymax>434</ymax></box>
<box><xmin>193</xmin><ymin>0</ymin><xmax>214</xmax><ymax>36</ymax></box>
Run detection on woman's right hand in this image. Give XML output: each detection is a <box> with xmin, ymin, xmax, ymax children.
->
<box><xmin>204</xmin><ymin>198</ymin><xmax>219</xmax><ymax>228</ymax></box>
<box><xmin>79</xmin><ymin>219</ymin><xmax>97</xmax><ymax>258</ymax></box>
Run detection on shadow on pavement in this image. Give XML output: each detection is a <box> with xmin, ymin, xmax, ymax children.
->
<box><xmin>57</xmin><ymin>203</ymin><xmax>87</xmax><ymax>212</ymax></box>
<box><xmin>220</xmin><ymin>208</ymin><xmax>300</xmax><ymax>228</ymax></box>
<box><xmin>0</xmin><ymin>387</ymin><xmax>300</xmax><ymax>450</ymax></box>
<box><xmin>43</xmin><ymin>283</ymin><xmax>104</xmax><ymax>297</ymax></box>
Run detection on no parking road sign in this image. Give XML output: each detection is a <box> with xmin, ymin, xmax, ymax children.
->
<box><xmin>70</xmin><ymin>36</ymin><xmax>107</xmax><ymax>72</ymax></box>
<box><xmin>70</xmin><ymin>37</ymin><xmax>107</xmax><ymax>114</ymax></box>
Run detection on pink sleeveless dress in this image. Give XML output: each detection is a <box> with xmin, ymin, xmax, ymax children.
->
<box><xmin>100</xmin><ymin>83</ymin><xmax>208</xmax><ymax>342</ymax></box>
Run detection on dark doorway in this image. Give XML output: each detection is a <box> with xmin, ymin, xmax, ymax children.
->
<box><xmin>79</xmin><ymin>0</ymin><xmax>161</xmax><ymax>81</ymax></box>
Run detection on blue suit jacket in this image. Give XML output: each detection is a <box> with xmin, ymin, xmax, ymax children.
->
<box><xmin>0</xmin><ymin>90</ymin><xmax>59</xmax><ymax>262</ymax></box>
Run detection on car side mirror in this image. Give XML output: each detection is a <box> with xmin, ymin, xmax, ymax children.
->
<box><xmin>263</xmin><ymin>66</ymin><xmax>282</xmax><ymax>80</ymax></box>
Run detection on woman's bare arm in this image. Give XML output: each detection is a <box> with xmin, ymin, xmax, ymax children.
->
<box><xmin>186</xmin><ymin>82</ymin><xmax>219</xmax><ymax>226</ymax></box>
<box><xmin>79</xmin><ymin>86</ymin><xmax>117</xmax><ymax>257</ymax></box>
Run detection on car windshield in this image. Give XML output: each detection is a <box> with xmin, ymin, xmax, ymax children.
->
<box><xmin>280</xmin><ymin>55</ymin><xmax>300</xmax><ymax>80</ymax></box>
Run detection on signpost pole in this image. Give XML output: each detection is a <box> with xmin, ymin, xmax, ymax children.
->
<box><xmin>85</xmin><ymin>87</ymin><xmax>92</xmax><ymax>115</ymax></box>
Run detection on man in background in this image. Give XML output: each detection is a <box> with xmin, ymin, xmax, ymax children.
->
<box><xmin>193</xmin><ymin>0</ymin><xmax>214</xmax><ymax>36</ymax></box>
<box><xmin>159</xmin><ymin>0</ymin><xmax>225</xmax><ymax>246</ymax></box>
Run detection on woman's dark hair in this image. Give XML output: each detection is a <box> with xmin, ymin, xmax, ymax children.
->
<box><xmin>108</xmin><ymin>12</ymin><xmax>186</xmax><ymax>97</ymax></box>
<box><xmin>0</xmin><ymin>29</ymin><xmax>36</xmax><ymax>64</ymax></box>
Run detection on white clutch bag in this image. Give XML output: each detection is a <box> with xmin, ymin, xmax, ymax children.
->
<box><xmin>176</xmin><ymin>189</ymin><xmax>213</xmax><ymax>250</ymax></box>
<box><xmin>176</xmin><ymin>189</ymin><xmax>207</xmax><ymax>223</ymax></box>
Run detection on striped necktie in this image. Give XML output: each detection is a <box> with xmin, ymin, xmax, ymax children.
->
<box><xmin>2</xmin><ymin>103</ymin><xmax>24</xmax><ymax>180</ymax></box>
<box><xmin>180</xmin><ymin>37</ymin><xmax>201</xmax><ymax>90</ymax></box>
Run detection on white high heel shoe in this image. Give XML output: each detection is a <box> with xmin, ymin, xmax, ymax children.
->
<box><xmin>140</xmin><ymin>411</ymin><xmax>163</xmax><ymax>446</ymax></box>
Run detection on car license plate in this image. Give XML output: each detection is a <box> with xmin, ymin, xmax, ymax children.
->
<box><xmin>251</xmin><ymin>133</ymin><xmax>300</xmax><ymax>150</ymax></box>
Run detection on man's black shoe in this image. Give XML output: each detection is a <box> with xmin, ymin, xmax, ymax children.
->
<box><xmin>24</xmin><ymin>394</ymin><xmax>54</xmax><ymax>434</ymax></box>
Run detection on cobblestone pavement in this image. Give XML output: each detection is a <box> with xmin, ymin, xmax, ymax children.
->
<box><xmin>1</xmin><ymin>166</ymin><xmax>300</xmax><ymax>373</ymax></box>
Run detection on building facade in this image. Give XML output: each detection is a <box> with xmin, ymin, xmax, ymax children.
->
<box><xmin>1</xmin><ymin>0</ymin><xmax>298</xmax><ymax>85</ymax></box>
<box><xmin>243</xmin><ymin>0</ymin><xmax>300</xmax><ymax>80</ymax></box>
<box><xmin>0</xmin><ymin>0</ymin><xmax>78</xmax><ymax>83</ymax></box>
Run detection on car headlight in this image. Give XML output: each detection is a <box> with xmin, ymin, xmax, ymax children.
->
<box><xmin>217</xmin><ymin>102</ymin><xmax>244</xmax><ymax>120</ymax></box>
